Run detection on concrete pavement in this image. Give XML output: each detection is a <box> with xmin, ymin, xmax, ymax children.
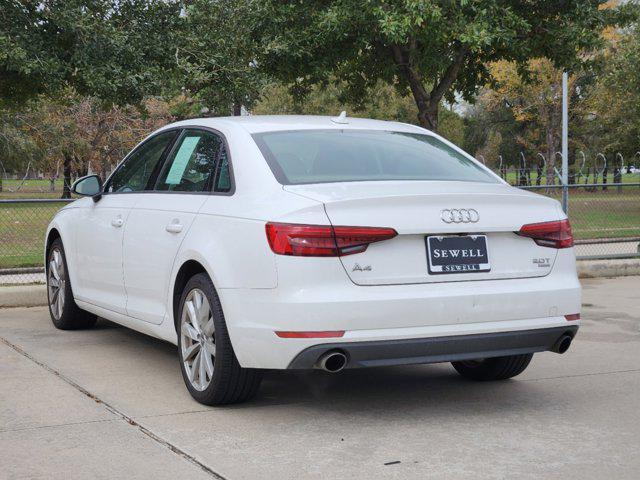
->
<box><xmin>1</xmin><ymin>276</ymin><xmax>639</xmax><ymax>479</ymax></box>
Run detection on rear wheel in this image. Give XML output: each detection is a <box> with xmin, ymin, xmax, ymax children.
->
<box><xmin>177</xmin><ymin>273</ymin><xmax>262</xmax><ymax>405</ymax></box>
<box><xmin>47</xmin><ymin>238</ymin><xmax>97</xmax><ymax>330</ymax></box>
<box><xmin>452</xmin><ymin>353</ymin><xmax>533</xmax><ymax>381</ymax></box>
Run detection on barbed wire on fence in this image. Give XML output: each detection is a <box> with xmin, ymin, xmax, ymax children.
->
<box><xmin>477</xmin><ymin>149</ymin><xmax>640</xmax><ymax>189</ymax></box>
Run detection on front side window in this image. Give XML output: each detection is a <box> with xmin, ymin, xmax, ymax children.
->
<box><xmin>106</xmin><ymin>131</ymin><xmax>177</xmax><ymax>193</ymax></box>
<box><xmin>155</xmin><ymin>130</ymin><xmax>229</xmax><ymax>192</ymax></box>
<box><xmin>253</xmin><ymin>130</ymin><xmax>498</xmax><ymax>185</ymax></box>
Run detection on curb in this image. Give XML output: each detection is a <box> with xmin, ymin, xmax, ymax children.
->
<box><xmin>577</xmin><ymin>258</ymin><xmax>640</xmax><ymax>278</ymax></box>
<box><xmin>1</xmin><ymin>259</ymin><xmax>639</xmax><ymax>309</ymax></box>
<box><xmin>0</xmin><ymin>285</ymin><xmax>47</xmax><ymax>308</ymax></box>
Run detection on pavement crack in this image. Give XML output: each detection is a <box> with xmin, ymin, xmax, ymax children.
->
<box><xmin>0</xmin><ymin>335</ymin><xmax>228</xmax><ymax>480</ymax></box>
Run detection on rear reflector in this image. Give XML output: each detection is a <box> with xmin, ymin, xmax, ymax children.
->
<box><xmin>516</xmin><ymin>219</ymin><xmax>573</xmax><ymax>249</ymax></box>
<box><xmin>564</xmin><ymin>313</ymin><xmax>580</xmax><ymax>321</ymax></box>
<box><xmin>275</xmin><ymin>331</ymin><xmax>345</xmax><ymax>338</ymax></box>
<box><xmin>265</xmin><ymin>222</ymin><xmax>397</xmax><ymax>257</ymax></box>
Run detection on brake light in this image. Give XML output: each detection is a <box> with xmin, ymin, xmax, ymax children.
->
<box><xmin>516</xmin><ymin>219</ymin><xmax>573</xmax><ymax>249</ymax></box>
<box><xmin>265</xmin><ymin>222</ymin><xmax>397</xmax><ymax>257</ymax></box>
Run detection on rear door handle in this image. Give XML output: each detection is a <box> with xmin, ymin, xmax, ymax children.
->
<box><xmin>165</xmin><ymin>220</ymin><xmax>183</xmax><ymax>234</ymax></box>
<box><xmin>111</xmin><ymin>216</ymin><xmax>124</xmax><ymax>228</ymax></box>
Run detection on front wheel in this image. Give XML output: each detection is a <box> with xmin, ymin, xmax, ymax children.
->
<box><xmin>47</xmin><ymin>238</ymin><xmax>97</xmax><ymax>330</ymax></box>
<box><xmin>177</xmin><ymin>273</ymin><xmax>262</xmax><ymax>405</ymax></box>
<box><xmin>452</xmin><ymin>353</ymin><xmax>533</xmax><ymax>381</ymax></box>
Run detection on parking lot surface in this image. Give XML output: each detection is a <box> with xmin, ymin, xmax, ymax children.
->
<box><xmin>1</xmin><ymin>276</ymin><xmax>639</xmax><ymax>480</ymax></box>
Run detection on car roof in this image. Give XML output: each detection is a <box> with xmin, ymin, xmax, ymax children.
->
<box><xmin>161</xmin><ymin>115</ymin><xmax>429</xmax><ymax>135</ymax></box>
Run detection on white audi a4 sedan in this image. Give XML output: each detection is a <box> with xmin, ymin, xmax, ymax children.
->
<box><xmin>45</xmin><ymin>115</ymin><xmax>581</xmax><ymax>405</ymax></box>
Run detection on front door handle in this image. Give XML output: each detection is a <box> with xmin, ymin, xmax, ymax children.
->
<box><xmin>111</xmin><ymin>216</ymin><xmax>124</xmax><ymax>228</ymax></box>
<box><xmin>165</xmin><ymin>220</ymin><xmax>183</xmax><ymax>234</ymax></box>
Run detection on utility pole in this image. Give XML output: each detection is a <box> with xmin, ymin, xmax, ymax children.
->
<box><xmin>561</xmin><ymin>71</ymin><xmax>569</xmax><ymax>213</ymax></box>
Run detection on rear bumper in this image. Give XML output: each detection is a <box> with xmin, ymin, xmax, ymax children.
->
<box><xmin>219</xmin><ymin>250</ymin><xmax>580</xmax><ymax>369</ymax></box>
<box><xmin>288</xmin><ymin>325</ymin><xmax>579</xmax><ymax>369</ymax></box>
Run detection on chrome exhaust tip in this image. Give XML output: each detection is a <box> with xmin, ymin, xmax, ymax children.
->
<box><xmin>315</xmin><ymin>351</ymin><xmax>348</xmax><ymax>373</ymax></box>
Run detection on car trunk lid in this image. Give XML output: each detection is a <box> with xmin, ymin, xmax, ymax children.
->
<box><xmin>284</xmin><ymin>181</ymin><xmax>563</xmax><ymax>285</ymax></box>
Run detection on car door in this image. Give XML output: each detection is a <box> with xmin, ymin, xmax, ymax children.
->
<box><xmin>73</xmin><ymin>130</ymin><xmax>179</xmax><ymax>313</ymax></box>
<box><xmin>123</xmin><ymin>128</ymin><xmax>231</xmax><ymax>324</ymax></box>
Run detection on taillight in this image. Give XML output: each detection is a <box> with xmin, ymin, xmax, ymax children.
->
<box><xmin>265</xmin><ymin>222</ymin><xmax>397</xmax><ymax>257</ymax></box>
<box><xmin>516</xmin><ymin>219</ymin><xmax>573</xmax><ymax>249</ymax></box>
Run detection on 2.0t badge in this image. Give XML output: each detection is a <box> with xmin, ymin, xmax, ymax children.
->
<box><xmin>440</xmin><ymin>208</ymin><xmax>480</xmax><ymax>224</ymax></box>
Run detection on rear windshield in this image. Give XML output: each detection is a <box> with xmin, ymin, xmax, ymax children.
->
<box><xmin>252</xmin><ymin>130</ymin><xmax>497</xmax><ymax>185</ymax></box>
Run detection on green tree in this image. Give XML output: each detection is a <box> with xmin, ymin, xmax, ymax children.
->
<box><xmin>253</xmin><ymin>0</ymin><xmax>624</xmax><ymax>132</ymax></box>
<box><xmin>586</xmin><ymin>26</ymin><xmax>640</xmax><ymax>157</ymax></box>
<box><xmin>176</xmin><ymin>0</ymin><xmax>265</xmax><ymax>115</ymax></box>
<box><xmin>253</xmin><ymin>81</ymin><xmax>465</xmax><ymax>144</ymax></box>
<box><xmin>0</xmin><ymin>0</ymin><xmax>182</xmax><ymax>108</ymax></box>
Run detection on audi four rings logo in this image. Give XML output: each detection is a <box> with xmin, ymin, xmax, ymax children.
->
<box><xmin>440</xmin><ymin>208</ymin><xmax>480</xmax><ymax>223</ymax></box>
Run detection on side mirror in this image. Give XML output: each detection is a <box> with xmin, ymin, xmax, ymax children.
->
<box><xmin>72</xmin><ymin>175</ymin><xmax>103</xmax><ymax>202</ymax></box>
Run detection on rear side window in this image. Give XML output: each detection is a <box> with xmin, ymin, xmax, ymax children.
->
<box><xmin>155</xmin><ymin>129</ymin><xmax>230</xmax><ymax>193</ymax></box>
<box><xmin>253</xmin><ymin>130</ymin><xmax>497</xmax><ymax>185</ymax></box>
<box><xmin>106</xmin><ymin>131</ymin><xmax>177</xmax><ymax>193</ymax></box>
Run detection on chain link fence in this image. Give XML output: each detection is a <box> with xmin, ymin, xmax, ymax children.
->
<box><xmin>1</xmin><ymin>184</ymin><xmax>639</xmax><ymax>285</ymax></box>
<box><xmin>1</xmin><ymin>199</ymin><xmax>73</xmax><ymax>285</ymax></box>
<box><xmin>521</xmin><ymin>183</ymin><xmax>640</xmax><ymax>260</ymax></box>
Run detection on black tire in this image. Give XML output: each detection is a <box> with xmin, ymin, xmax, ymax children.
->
<box><xmin>452</xmin><ymin>353</ymin><xmax>533</xmax><ymax>381</ymax></box>
<box><xmin>176</xmin><ymin>273</ymin><xmax>262</xmax><ymax>405</ymax></box>
<box><xmin>46</xmin><ymin>238</ymin><xmax>97</xmax><ymax>330</ymax></box>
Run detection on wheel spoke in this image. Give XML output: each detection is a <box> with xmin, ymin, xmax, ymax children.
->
<box><xmin>57</xmin><ymin>293</ymin><xmax>64</xmax><ymax>317</ymax></box>
<box><xmin>198</xmin><ymin>300</ymin><xmax>210</xmax><ymax>325</ymax></box>
<box><xmin>54</xmin><ymin>250</ymin><xmax>63</xmax><ymax>275</ymax></box>
<box><xmin>199</xmin><ymin>347</ymin><xmax>207</xmax><ymax>385</ymax></box>
<box><xmin>50</xmin><ymin>260</ymin><xmax>60</xmax><ymax>280</ymax></box>
<box><xmin>204</xmin><ymin>338</ymin><xmax>216</xmax><ymax>358</ymax></box>
<box><xmin>186</xmin><ymin>300</ymin><xmax>200</xmax><ymax>332</ymax></box>
<box><xmin>184</xmin><ymin>356</ymin><xmax>195</xmax><ymax>382</ymax></box>
<box><xmin>49</xmin><ymin>277</ymin><xmax>59</xmax><ymax>288</ymax></box>
<box><xmin>181</xmin><ymin>322</ymin><xmax>199</xmax><ymax>341</ymax></box>
<box><xmin>192</xmin><ymin>350</ymin><xmax>202</xmax><ymax>385</ymax></box>
<box><xmin>203</xmin><ymin>317</ymin><xmax>215</xmax><ymax>336</ymax></box>
<box><xmin>203</xmin><ymin>347</ymin><xmax>214</xmax><ymax>378</ymax></box>
<box><xmin>193</xmin><ymin>290</ymin><xmax>203</xmax><ymax>312</ymax></box>
<box><xmin>183</xmin><ymin>342</ymin><xmax>200</xmax><ymax>361</ymax></box>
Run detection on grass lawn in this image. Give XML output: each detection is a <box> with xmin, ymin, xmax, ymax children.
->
<box><xmin>0</xmin><ymin>202</ymin><xmax>70</xmax><ymax>269</ymax></box>
<box><xmin>0</xmin><ymin>178</ymin><xmax>68</xmax><ymax>200</ymax></box>
<box><xmin>1</xmin><ymin>188</ymin><xmax>639</xmax><ymax>270</ymax></box>
<box><xmin>501</xmin><ymin>171</ymin><xmax>640</xmax><ymax>186</ymax></box>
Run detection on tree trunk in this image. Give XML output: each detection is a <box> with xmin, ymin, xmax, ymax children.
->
<box><xmin>0</xmin><ymin>177</ymin><xmax>3</xmax><ymax>193</ymax></box>
<box><xmin>61</xmin><ymin>153</ymin><xmax>72</xmax><ymax>199</ymax></box>
<box><xmin>418</xmin><ymin>102</ymin><xmax>439</xmax><ymax>132</ymax></box>
<box><xmin>390</xmin><ymin>43</ymin><xmax>467</xmax><ymax>133</ymax></box>
<box><xmin>232</xmin><ymin>101</ymin><xmax>242</xmax><ymax>116</ymax></box>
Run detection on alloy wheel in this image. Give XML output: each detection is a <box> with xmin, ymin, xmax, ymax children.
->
<box><xmin>47</xmin><ymin>248</ymin><xmax>66</xmax><ymax>320</ymax></box>
<box><xmin>180</xmin><ymin>288</ymin><xmax>216</xmax><ymax>391</ymax></box>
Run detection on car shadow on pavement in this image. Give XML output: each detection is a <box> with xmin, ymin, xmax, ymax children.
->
<box><xmin>98</xmin><ymin>318</ymin><xmax>561</xmax><ymax>416</ymax></box>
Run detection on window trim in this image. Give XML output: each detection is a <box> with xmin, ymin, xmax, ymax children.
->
<box><xmin>103</xmin><ymin>128</ymin><xmax>181</xmax><ymax>195</ymax></box>
<box><xmin>103</xmin><ymin>126</ymin><xmax>236</xmax><ymax>197</ymax></box>
<box><xmin>252</xmin><ymin>129</ymin><xmax>498</xmax><ymax>186</ymax></box>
